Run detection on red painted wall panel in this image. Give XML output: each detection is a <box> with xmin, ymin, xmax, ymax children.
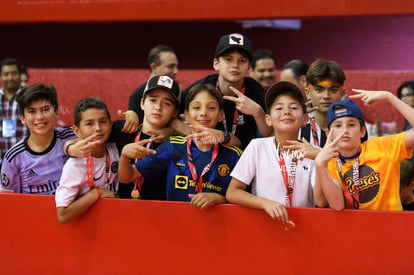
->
<box><xmin>0</xmin><ymin>193</ymin><xmax>413</xmax><ymax>274</ymax></box>
<box><xmin>28</xmin><ymin>68</ymin><xmax>414</xmax><ymax>131</ymax></box>
<box><xmin>0</xmin><ymin>0</ymin><xmax>413</xmax><ymax>23</ymax></box>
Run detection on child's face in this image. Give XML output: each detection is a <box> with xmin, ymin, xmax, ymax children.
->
<box><xmin>73</xmin><ymin>108</ymin><xmax>112</xmax><ymax>143</ymax></box>
<box><xmin>329</xmin><ymin>116</ymin><xmax>366</xmax><ymax>151</ymax></box>
<box><xmin>184</xmin><ymin>90</ymin><xmax>223</xmax><ymax>130</ymax></box>
<box><xmin>213</xmin><ymin>50</ymin><xmax>250</xmax><ymax>84</ymax></box>
<box><xmin>306</xmin><ymin>81</ymin><xmax>345</xmax><ymax>114</ymax></box>
<box><xmin>20</xmin><ymin>99</ymin><xmax>57</xmax><ymax>136</ymax></box>
<box><xmin>265</xmin><ymin>94</ymin><xmax>307</xmax><ymax>134</ymax></box>
<box><xmin>141</xmin><ymin>89</ymin><xmax>177</xmax><ymax>129</ymax></box>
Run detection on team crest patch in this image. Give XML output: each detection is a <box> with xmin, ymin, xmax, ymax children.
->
<box><xmin>229</xmin><ymin>33</ymin><xmax>244</xmax><ymax>46</ymax></box>
<box><xmin>175</xmin><ymin>175</ymin><xmax>189</xmax><ymax>190</ymax></box>
<box><xmin>217</xmin><ymin>164</ymin><xmax>230</xmax><ymax>177</ymax></box>
<box><xmin>1</xmin><ymin>173</ymin><xmax>10</xmax><ymax>187</ymax></box>
<box><xmin>157</xmin><ymin>75</ymin><xmax>173</xmax><ymax>89</ymax></box>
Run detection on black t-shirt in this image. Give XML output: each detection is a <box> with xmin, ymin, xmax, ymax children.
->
<box><xmin>109</xmin><ymin>120</ymin><xmax>166</xmax><ymax>200</ymax></box>
<box><xmin>179</xmin><ymin>73</ymin><xmax>266</xmax><ymax>149</ymax></box>
<box><xmin>128</xmin><ymin>82</ymin><xmax>146</xmax><ymax>125</ymax></box>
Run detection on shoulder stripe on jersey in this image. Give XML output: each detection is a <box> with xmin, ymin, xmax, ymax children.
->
<box><xmin>170</xmin><ymin>136</ymin><xmax>187</xmax><ymax>144</ymax></box>
<box><xmin>4</xmin><ymin>143</ymin><xmax>26</xmax><ymax>162</ymax></box>
<box><xmin>222</xmin><ymin>145</ymin><xmax>243</xmax><ymax>156</ymax></box>
<box><xmin>56</xmin><ymin>128</ymin><xmax>76</xmax><ymax>139</ymax></box>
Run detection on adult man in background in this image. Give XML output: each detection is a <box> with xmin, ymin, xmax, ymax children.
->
<box><xmin>0</xmin><ymin>58</ymin><xmax>28</xmax><ymax>168</ymax></box>
<box><xmin>280</xmin><ymin>59</ymin><xmax>309</xmax><ymax>96</ymax></box>
<box><xmin>128</xmin><ymin>45</ymin><xmax>179</xmax><ymax>124</ymax></box>
<box><xmin>249</xmin><ymin>49</ymin><xmax>277</xmax><ymax>92</ymax></box>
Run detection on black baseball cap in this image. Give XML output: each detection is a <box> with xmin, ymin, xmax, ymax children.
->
<box><xmin>215</xmin><ymin>33</ymin><xmax>252</xmax><ymax>62</ymax></box>
<box><xmin>265</xmin><ymin>81</ymin><xmax>306</xmax><ymax>113</ymax></box>
<box><xmin>143</xmin><ymin>75</ymin><xmax>180</xmax><ymax>106</ymax></box>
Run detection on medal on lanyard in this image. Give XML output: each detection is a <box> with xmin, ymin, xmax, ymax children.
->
<box><xmin>215</xmin><ymin>77</ymin><xmax>245</xmax><ymax>134</ymax></box>
<box><xmin>87</xmin><ymin>151</ymin><xmax>111</xmax><ymax>190</ymax></box>
<box><xmin>278</xmin><ymin>153</ymin><xmax>298</xmax><ymax>207</ymax></box>
<box><xmin>131</xmin><ymin>129</ymin><xmax>152</xmax><ymax>199</ymax></box>
<box><xmin>336</xmin><ymin>154</ymin><xmax>360</xmax><ymax>209</ymax></box>
<box><xmin>276</xmin><ymin>140</ymin><xmax>298</xmax><ymax>206</ymax></box>
<box><xmin>187</xmin><ymin>137</ymin><xmax>219</xmax><ymax>194</ymax></box>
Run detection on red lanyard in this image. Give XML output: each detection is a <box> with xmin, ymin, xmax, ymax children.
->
<box><xmin>309</xmin><ymin>117</ymin><xmax>320</xmax><ymax>147</ymax></box>
<box><xmin>336</xmin><ymin>153</ymin><xmax>360</xmax><ymax>209</ymax></box>
<box><xmin>216</xmin><ymin>77</ymin><xmax>245</xmax><ymax>134</ymax></box>
<box><xmin>187</xmin><ymin>137</ymin><xmax>219</xmax><ymax>193</ymax></box>
<box><xmin>87</xmin><ymin>150</ymin><xmax>110</xmax><ymax>190</ymax></box>
<box><xmin>278</xmin><ymin>152</ymin><xmax>298</xmax><ymax>207</ymax></box>
<box><xmin>131</xmin><ymin>129</ymin><xmax>153</xmax><ymax>198</ymax></box>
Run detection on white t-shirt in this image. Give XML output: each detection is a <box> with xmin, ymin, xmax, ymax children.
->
<box><xmin>55</xmin><ymin>143</ymin><xmax>119</xmax><ymax>207</ymax></box>
<box><xmin>230</xmin><ymin>137</ymin><xmax>315</xmax><ymax>207</ymax></box>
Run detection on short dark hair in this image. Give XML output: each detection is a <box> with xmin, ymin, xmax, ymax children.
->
<box><xmin>251</xmin><ymin>50</ymin><xmax>277</xmax><ymax>70</ymax></box>
<box><xmin>16</xmin><ymin>84</ymin><xmax>58</xmax><ymax>116</ymax></box>
<box><xmin>74</xmin><ymin>97</ymin><xmax>111</xmax><ymax>127</ymax></box>
<box><xmin>306</xmin><ymin>59</ymin><xmax>345</xmax><ymax>86</ymax></box>
<box><xmin>185</xmin><ymin>84</ymin><xmax>223</xmax><ymax>111</ymax></box>
<box><xmin>147</xmin><ymin>45</ymin><xmax>175</xmax><ymax>71</ymax></box>
<box><xmin>400</xmin><ymin>159</ymin><xmax>414</xmax><ymax>187</ymax></box>
<box><xmin>19</xmin><ymin>65</ymin><xmax>29</xmax><ymax>78</ymax></box>
<box><xmin>281</xmin><ymin>59</ymin><xmax>309</xmax><ymax>80</ymax></box>
<box><xmin>0</xmin><ymin>58</ymin><xmax>21</xmax><ymax>74</ymax></box>
<box><xmin>397</xmin><ymin>81</ymin><xmax>414</xmax><ymax>99</ymax></box>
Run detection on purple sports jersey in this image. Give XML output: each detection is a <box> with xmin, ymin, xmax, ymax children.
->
<box><xmin>0</xmin><ymin>128</ymin><xmax>76</xmax><ymax>194</ymax></box>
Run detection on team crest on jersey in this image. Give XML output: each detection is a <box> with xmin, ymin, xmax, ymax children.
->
<box><xmin>1</xmin><ymin>173</ymin><xmax>10</xmax><ymax>187</ymax></box>
<box><xmin>343</xmin><ymin>165</ymin><xmax>380</xmax><ymax>204</ymax></box>
<box><xmin>175</xmin><ymin>175</ymin><xmax>189</xmax><ymax>190</ymax></box>
<box><xmin>217</xmin><ymin>164</ymin><xmax>230</xmax><ymax>177</ymax></box>
<box><xmin>111</xmin><ymin>161</ymin><xmax>118</xmax><ymax>173</ymax></box>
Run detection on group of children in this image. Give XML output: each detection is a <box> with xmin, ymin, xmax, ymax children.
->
<box><xmin>1</xmin><ymin>32</ymin><xmax>413</xmax><ymax>224</ymax></box>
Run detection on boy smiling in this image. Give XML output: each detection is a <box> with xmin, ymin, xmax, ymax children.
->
<box><xmin>1</xmin><ymin>84</ymin><xmax>75</xmax><ymax>194</ymax></box>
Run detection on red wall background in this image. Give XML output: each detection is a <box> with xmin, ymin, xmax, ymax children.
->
<box><xmin>29</xmin><ymin>68</ymin><xmax>414</xmax><ymax>131</ymax></box>
<box><xmin>1</xmin><ymin>193</ymin><xmax>413</xmax><ymax>274</ymax></box>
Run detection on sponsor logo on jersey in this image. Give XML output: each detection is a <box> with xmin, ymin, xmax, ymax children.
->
<box><xmin>217</xmin><ymin>163</ymin><xmax>230</xmax><ymax>177</ymax></box>
<box><xmin>28</xmin><ymin>169</ymin><xmax>38</xmax><ymax>177</ymax></box>
<box><xmin>175</xmin><ymin>175</ymin><xmax>188</xmax><ymax>190</ymax></box>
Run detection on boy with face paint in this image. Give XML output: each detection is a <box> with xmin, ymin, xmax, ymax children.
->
<box><xmin>285</xmin><ymin>59</ymin><xmax>346</xmax><ymax>160</ymax></box>
<box><xmin>314</xmin><ymin>89</ymin><xmax>414</xmax><ymax>211</ymax></box>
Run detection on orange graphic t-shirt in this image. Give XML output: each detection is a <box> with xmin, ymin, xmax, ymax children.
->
<box><xmin>328</xmin><ymin>132</ymin><xmax>412</xmax><ymax>211</ymax></box>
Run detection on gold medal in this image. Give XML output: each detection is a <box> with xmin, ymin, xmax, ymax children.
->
<box><xmin>131</xmin><ymin>189</ymin><xmax>140</xmax><ymax>199</ymax></box>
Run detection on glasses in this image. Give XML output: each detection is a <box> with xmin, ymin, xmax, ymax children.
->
<box><xmin>401</xmin><ymin>93</ymin><xmax>414</xmax><ymax>99</ymax></box>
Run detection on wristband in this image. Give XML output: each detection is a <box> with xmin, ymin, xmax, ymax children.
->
<box><xmin>65</xmin><ymin>142</ymin><xmax>76</xmax><ymax>158</ymax></box>
<box><xmin>96</xmin><ymin>187</ymin><xmax>101</xmax><ymax>199</ymax></box>
<box><xmin>221</xmin><ymin>131</ymin><xmax>231</xmax><ymax>144</ymax></box>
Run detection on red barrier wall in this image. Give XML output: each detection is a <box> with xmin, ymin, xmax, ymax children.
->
<box><xmin>0</xmin><ymin>0</ymin><xmax>413</xmax><ymax>23</ymax></box>
<box><xmin>0</xmin><ymin>193</ymin><xmax>413</xmax><ymax>274</ymax></box>
<box><xmin>28</xmin><ymin>68</ymin><xmax>414</xmax><ymax>130</ymax></box>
